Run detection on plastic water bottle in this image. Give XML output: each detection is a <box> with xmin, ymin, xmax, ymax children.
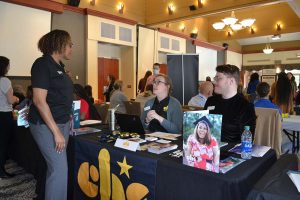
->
<box><xmin>241</xmin><ymin>126</ymin><xmax>252</xmax><ymax>159</ymax></box>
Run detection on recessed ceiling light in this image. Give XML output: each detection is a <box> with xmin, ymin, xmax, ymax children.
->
<box><xmin>271</xmin><ymin>34</ymin><xmax>281</xmax><ymax>40</ymax></box>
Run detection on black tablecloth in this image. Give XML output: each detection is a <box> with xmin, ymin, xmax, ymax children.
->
<box><xmin>10</xmin><ymin>125</ymin><xmax>278</xmax><ymax>200</ymax></box>
<box><xmin>247</xmin><ymin>154</ymin><xmax>300</xmax><ymax>200</ymax></box>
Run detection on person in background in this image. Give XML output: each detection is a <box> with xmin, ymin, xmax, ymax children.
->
<box><xmin>110</xmin><ymin>80</ymin><xmax>129</xmax><ymax>114</ymax></box>
<box><xmin>287</xmin><ymin>72</ymin><xmax>297</xmax><ymax>99</ymax></box>
<box><xmin>204</xmin><ymin>64</ymin><xmax>256</xmax><ymax>143</ymax></box>
<box><xmin>103</xmin><ymin>74</ymin><xmax>115</xmax><ymax>102</ymax></box>
<box><xmin>136</xmin><ymin>84</ymin><xmax>155</xmax><ymax>112</ymax></box>
<box><xmin>15</xmin><ymin>85</ymin><xmax>33</xmax><ymax>110</ymax></box>
<box><xmin>141</xmin><ymin>74</ymin><xmax>182</xmax><ymax>134</ymax></box>
<box><xmin>247</xmin><ymin>72</ymin><xmax>260</xmax><ymax>103</ymax></box>
<box><xmin>138</xmin><ymin>70</ymin><xmax>152</xmax><ymax>93</ymax></box>
<box><xmin>188</xmin><ymin>81</ymin><xmax>213</xmax><ymax>107</ymax></box>
<box><xmin>28</xmin><ymin>30</ymin><xmax>73</xmax><ymax>200</ymax></box>
<box><xmin>13</xmin><ymin>84</ymin><xmax>25</xmax><ymax>108</ymax></box>
<box><xmin>206</xmin><ymin>76</ymin><xmax>211</xmax><ymax>82</ymax></box>
<box><xmin>84</xmin><ymin>84</ymin><xmax>94</xmax><ymax>104</ymax></box>
<box><xmin>0</xmin><ymin>56</ymin><xmax>19</xmax><ymax>179</ymax></box>
<box><xmin>145</xmin><ymin>63</ymin><xmax>160</xmax><ymax>89</ymax></box>
<box><xmin>273</xmin><ymin>72</ymin><xmax>294</xmax><ymax>114</ymax></box>
<box><xmin>74</xmin><ymin>84</ymin><xmax>100</xmax><ymax>120</ymax></box>
<box><xmin>254</xmin><ymin>82</ymin><xmax>281</xmax><ymax>114</ymax></box>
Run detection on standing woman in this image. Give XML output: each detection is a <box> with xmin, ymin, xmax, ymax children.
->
<box><xmin>0</xmin><ymin>56</ymin><xmax>19</xmax><ymax>178</ymax></box>
<box><xmin>103</xmin><ymin>74</ymin><xmax>115</xmax><ymax>102</ymax></box>
<box><xmin>28</xmin><ymin>30</ymin><xmax>73</xmax><ymax>200</ymax></box>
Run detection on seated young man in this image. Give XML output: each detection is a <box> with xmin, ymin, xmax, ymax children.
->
<box><xmin>254</xmin><ymin>82</ymin><xmax>282</xmax><ymax>114</ymax></box>
<box><xmin>204</xmin><ymin>64</ymin><xmax>256</xmax><ymax>143</ymax></box>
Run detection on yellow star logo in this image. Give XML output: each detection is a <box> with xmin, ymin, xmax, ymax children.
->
<box><xmin>117</xmin><ymin>157</ymin><xmax>133</xmax><ymax>179</ymax></box>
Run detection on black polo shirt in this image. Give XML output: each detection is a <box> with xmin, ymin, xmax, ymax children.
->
<box><xmin>149</xmin><ymin>96</ymin><xmax>170</xmax><ymax>132</ymax></box>
<box><xmin>29</xmin><ymin>54</ymin><xmax>73</xmax><ymax>124</ymax></box>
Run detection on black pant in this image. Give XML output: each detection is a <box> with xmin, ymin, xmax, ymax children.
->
<box><xmin>0</xmin><ymin>111</ymin><xmax>13</xmax><ymax>173</ymax></box>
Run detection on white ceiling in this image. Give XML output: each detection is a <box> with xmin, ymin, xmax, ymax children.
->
<box><xmin>237</xmin><ymin>32</ymin><xmax>300</xmax><ymax>45</ymax></box>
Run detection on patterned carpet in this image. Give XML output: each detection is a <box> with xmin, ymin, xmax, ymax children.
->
<box><xmin>0</xmin><ymin>160</ymin><xmax>36</xmax><ymax>200</ymax></box>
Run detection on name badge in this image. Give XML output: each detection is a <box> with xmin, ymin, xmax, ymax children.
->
<box><xmin>114</xmin><ymin>138</ymin><xmax>139</xmax><ymax>152</ymax></box>
<box><xmin>144</xmin><ymin>106</ymin><xmax>151</xmax><ymax>111</ymax></box>
<box><xmin>207</xmin><ymin>106</ymin><xmax>215</xmax><ymax>110</ymax></box>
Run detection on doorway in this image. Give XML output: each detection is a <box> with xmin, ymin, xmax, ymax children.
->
<box><xmin>159</xmin><ymin>64</ymin><xmax>168</xmax><ymax>75</ymax></box>
<box><xmin>98</xmin><ymin>57</ymin><xmax>119</xmax><ymax>102</ymax></box>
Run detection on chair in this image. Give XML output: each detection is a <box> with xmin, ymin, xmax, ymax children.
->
<box><xmin>254</xmin><ymin>107</ymin><xmax>282</xmax><ymax>158</ymax></box>
<box><xmin>94</xmin><ymin>103</ymin><xmax>109</xmax><ymax>124</ymax></box>
<box><xmin>124</xmin><ymin>101</ymin><xmax>141</xmax><ymax>116</ymax></box>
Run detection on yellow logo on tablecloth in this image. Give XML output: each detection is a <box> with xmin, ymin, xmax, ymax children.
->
<box><xmin>77</xmin><ymin>148</ymin><xmax>149</xmax><ymax>199</ymax></box>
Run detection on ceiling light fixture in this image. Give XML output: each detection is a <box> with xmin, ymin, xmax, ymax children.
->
<box><xmin>117</xmin><ymin>3</ymin><xmax>124</xmax><ymax>14</ymax></box>
<box><xmin>179</xmin><ymin>24</ymin><xmax>185</xmax><ymax>32</ymax></box>
<box><xmin>212</xmin><ymin>11</ymin><xmax>255</xmax><ymax>32</ymax></box>
<box><xmin>276</xmin><ymin>24</ymin><xmax>282</xmax><ymax>31</ymax></box>
<box><xmin>90</xmin><ymin>0</ymin><xmax>95</xmax><ymax>6</ymax></box>
<box><xmin>263</xmin><ymin>39</ymin><xmax>273</xmax><ymax>54</ymax></box>
<box><xmin>271</xmin><ymin>34</ymin><xmax>281</xmax><ymax>40</ymax></box>
<box><xmin>168</xmin><ymin>4</ymin><xmax>175</xmax><ymax>15</ymax></box>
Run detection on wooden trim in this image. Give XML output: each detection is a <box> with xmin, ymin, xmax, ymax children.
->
<box><xmin>192</xmin><ymin>40</ymin><xmax>225</xmax><ymax>51</ymax></box>
<box><xmin>85</xmin><ymin>9</ymin><xmax>137</xmax><ymax>25</ymax></box>
<box><xmin>1</xmin><ymin>0</ymin><xmax>64</xmax><ymax>13</ymax></box>
<box><xmin>243</xmin><ymin>47</ymin><xmax>300</xmax><ymax>54</ymax></box>
<box><xmin>158</xmin><ymin>28</ymin><xmax>192</xmax><ymax>40</ymax></box>
<box><xmin>63</xmin><ymin>4</ymin><xmax>85</xmax><ymax>14</ymax></box>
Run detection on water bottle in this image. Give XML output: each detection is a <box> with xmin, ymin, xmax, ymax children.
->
<box><xmin>108</xmin><ymin>108</ymin><xmax>116</xmax><ymax>131</ymax></box>
<box><xmin>241</xmin><ymin>126</ymin><xmax>252</xmax><ymax>159</ymax></box>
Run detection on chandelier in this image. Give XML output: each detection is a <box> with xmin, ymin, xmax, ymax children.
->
<box><xmin>263</xmin><ymin>43</ymin><xmax>273</xmax><ymax>54</ymax></box>
<box><xmin>212</xmin><ymin>11</ymin><xmax>255</xmax><ymax>31</ymax></box>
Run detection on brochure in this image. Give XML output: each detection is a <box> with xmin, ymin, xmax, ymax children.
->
<box><xmin>145</xmin><ymin>132</ymin><xmax>181</xmax><ymax>140</ymax></box>
<box><xmin>72</xmin><ymin>100</ymin><xmax>81</xmax><ymax>129</ymax></box>
<box><xmin>183</xmin><ymin>110</ymin><xmax>222</xmax><ymax>173</ymax></box>
<box><xmin>80</xmin><ymin>120</ymin><xmax>102</xmax><ymax>126</ymax></box>
<box><xmin>147</xmin><ymin>142</ymin><xmax>178</xmax><ymax>154</ymax></box>
<box><xmin>219</xmin><ymin>156</ymin><xmax>245</xmax><ymax>173</ymax></box>
<box><xmin>229</xmin><ymin>144</ymin><xmax>271</xmax><ymax>157</ymax></box>
<box><xmin>17</xmin><ymin>106</ymin><xmax>29</xmax><ymax>128</ymax></box>
<box><xmin>287</xmin><ymin>170</ymin><xmax>300</xmax><ymax>192</ymax></box>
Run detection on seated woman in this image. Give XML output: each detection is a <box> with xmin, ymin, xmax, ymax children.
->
<box><xmin>141</xmin><ymin>74</ymin><xmax>182</xmax><ymax>133</ymax></box>
<box><xmin>110</xmin><ymin>80</ymin><xmax>128</xmax><ymax>114</ymax></box>
<box><xmin>74</xmin><ymin>84</ymin><xmax>100</xmax><ymax>121</ymax></box>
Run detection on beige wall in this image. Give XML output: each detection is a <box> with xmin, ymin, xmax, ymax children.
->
<box><xmin>53</xmin><ymin>0</ymin><xmax>146</xmax><ymax>23</ymax></box>
<box><xmin>137</xmin><ymin>27</ymin><xmax>156</xmax><ymax>85</ymax></box>
<box><xmin>121</xmin><ymin>47</ymin><xmax>136</xmax><ymax>99</ymax></box>
<box><xmin>226</xmin><ymin>51</ymin><xmax>243</xmax><ymax>69</ymax></box>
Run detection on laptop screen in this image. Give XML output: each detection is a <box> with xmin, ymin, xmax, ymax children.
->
<box><xmin>115</xmin><ymin>113</ymin><xmax>145</xmax><ymax>134</ymax></box>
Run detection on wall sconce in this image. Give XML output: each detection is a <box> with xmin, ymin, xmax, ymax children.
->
<box><xmin>198</xmin><ymin>0</ymin><xmax>204</xmax><ymax>8</ymax></box>
<box><xmin>250</xmin><ymin>27</ymin><xmax>255</xmax><ymax>34</ymax></box>
<box><xmin>90</xmin><ymin>0</ymin><xmax>95</xmax><ymax>6</ymax></box>
<box><xmin>168</xmin><ymin>4</ymin><xmax>175</xmax><ymax>15</ymax></box>
<box><xmin>166</xmin><ymin>23</ymin><xmax>170</xmax><ymax>28</ymax></box>
<box><xmin>276</xmin><ymin>24</ymin><xmax>281</xmax><ymax>31</ymax></box>
<box><xmin>179</xmin><ymin>24</ymin><xmax>185</xmax><ymax>32</ymax></box>
<box><xmin>227</xmin><ymin>31</ymin><xmax>232</xmax><ymax>37</ymax></box>
<box><xmin>117</xmin><ymin>3</ymin><xmax>124</xmax><ymax>14</ymax></box>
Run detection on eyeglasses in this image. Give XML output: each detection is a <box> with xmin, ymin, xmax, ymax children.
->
<box><xmin>153</xmin><ymin>80</ymin><xmax>167</xmax><ymax>85</ymax></box>
<box><xmin>213</xmin><ymin>76</ymin><xmax>224</xmax><ymax>82</ymax></box>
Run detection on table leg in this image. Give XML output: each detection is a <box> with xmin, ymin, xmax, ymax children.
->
<box><xmin>297</xmin><ymin>131</ymin><xmax>299</xmax><ymax>153</ymax></box>
<box><xmin>283</xmin><ymin>129</ymin><xmax>295</xmax><ymax>153</ymax></box>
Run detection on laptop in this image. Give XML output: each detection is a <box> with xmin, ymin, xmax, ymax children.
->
<box><xmin>115</xmin><ymin>113</ymin><xmax>145</xmax><ymax>134</ymax></box>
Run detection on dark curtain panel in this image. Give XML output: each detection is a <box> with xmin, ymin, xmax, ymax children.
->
<box><xmin>167</xmin><ymin>54</ymin><xmax>199</xmax><ymax>105</ymax></box>
<box><xmin>167</xmin><ymin>55</ymin><xmax>184</xmax><ymax>104</ymax></box>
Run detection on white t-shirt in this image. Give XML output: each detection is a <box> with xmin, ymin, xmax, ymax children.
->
<box><xmin>0</xmin><ymin>77</ymin><xmax>13</xmax><ymax>111</ymax></box>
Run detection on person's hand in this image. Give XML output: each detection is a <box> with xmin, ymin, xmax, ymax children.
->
<box><xmin>14</xmin><ymin>96</ymin><xmax>19</xmax><ymax>104</ymax></box>
<box><xmin>146</xmin><ymin>110</ymin><xmax>164</xmax><ymax>123</ymax></box>
<box><xmin>54</xmin><ymin>131</ymin><xmax>65</xmax><ymax>153</ymax></box>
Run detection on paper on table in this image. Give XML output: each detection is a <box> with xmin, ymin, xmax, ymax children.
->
<box><xmin>80</xmin><ymin>120</ymin><xmax>102</xmax><ymax>126</ymax></box>
<box><xmin>287</xmin><ymin>170</ymin><xmax>300</xmax><ymax>193</ymax></box>
<box><xmin>145</xmin><ymin>132</ymin><xmax>181</xmax><ymax>140</ymax></box>
<box><xmin>229</xmin><ymin>144</ymin><xmax>271</xmax><ymax>157</ymax></box>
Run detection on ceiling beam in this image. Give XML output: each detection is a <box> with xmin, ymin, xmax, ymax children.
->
<box><xmin>288</xmin><ymin>0</ymin><xmax>300</xmax><ymax>18</ymax></box>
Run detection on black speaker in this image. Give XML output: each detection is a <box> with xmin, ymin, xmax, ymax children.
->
<box><xmin>189</xmin><ymin>5</ymin><xmax>197</xmax><ymax>11</ymax></box>
<box><xmin>190</xmin><ymin>33</ymin><xmax>198</xmax><ymax>39</ymax></box>
<box><xmin>222</xmin><ymin>43</ymin><xmax>229</xmax><ymax>50</ymax></box>
<box><xmin>68</xmin><ymin>0</ymin><xmax>80</xmax><ymax>7</ymax></box>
